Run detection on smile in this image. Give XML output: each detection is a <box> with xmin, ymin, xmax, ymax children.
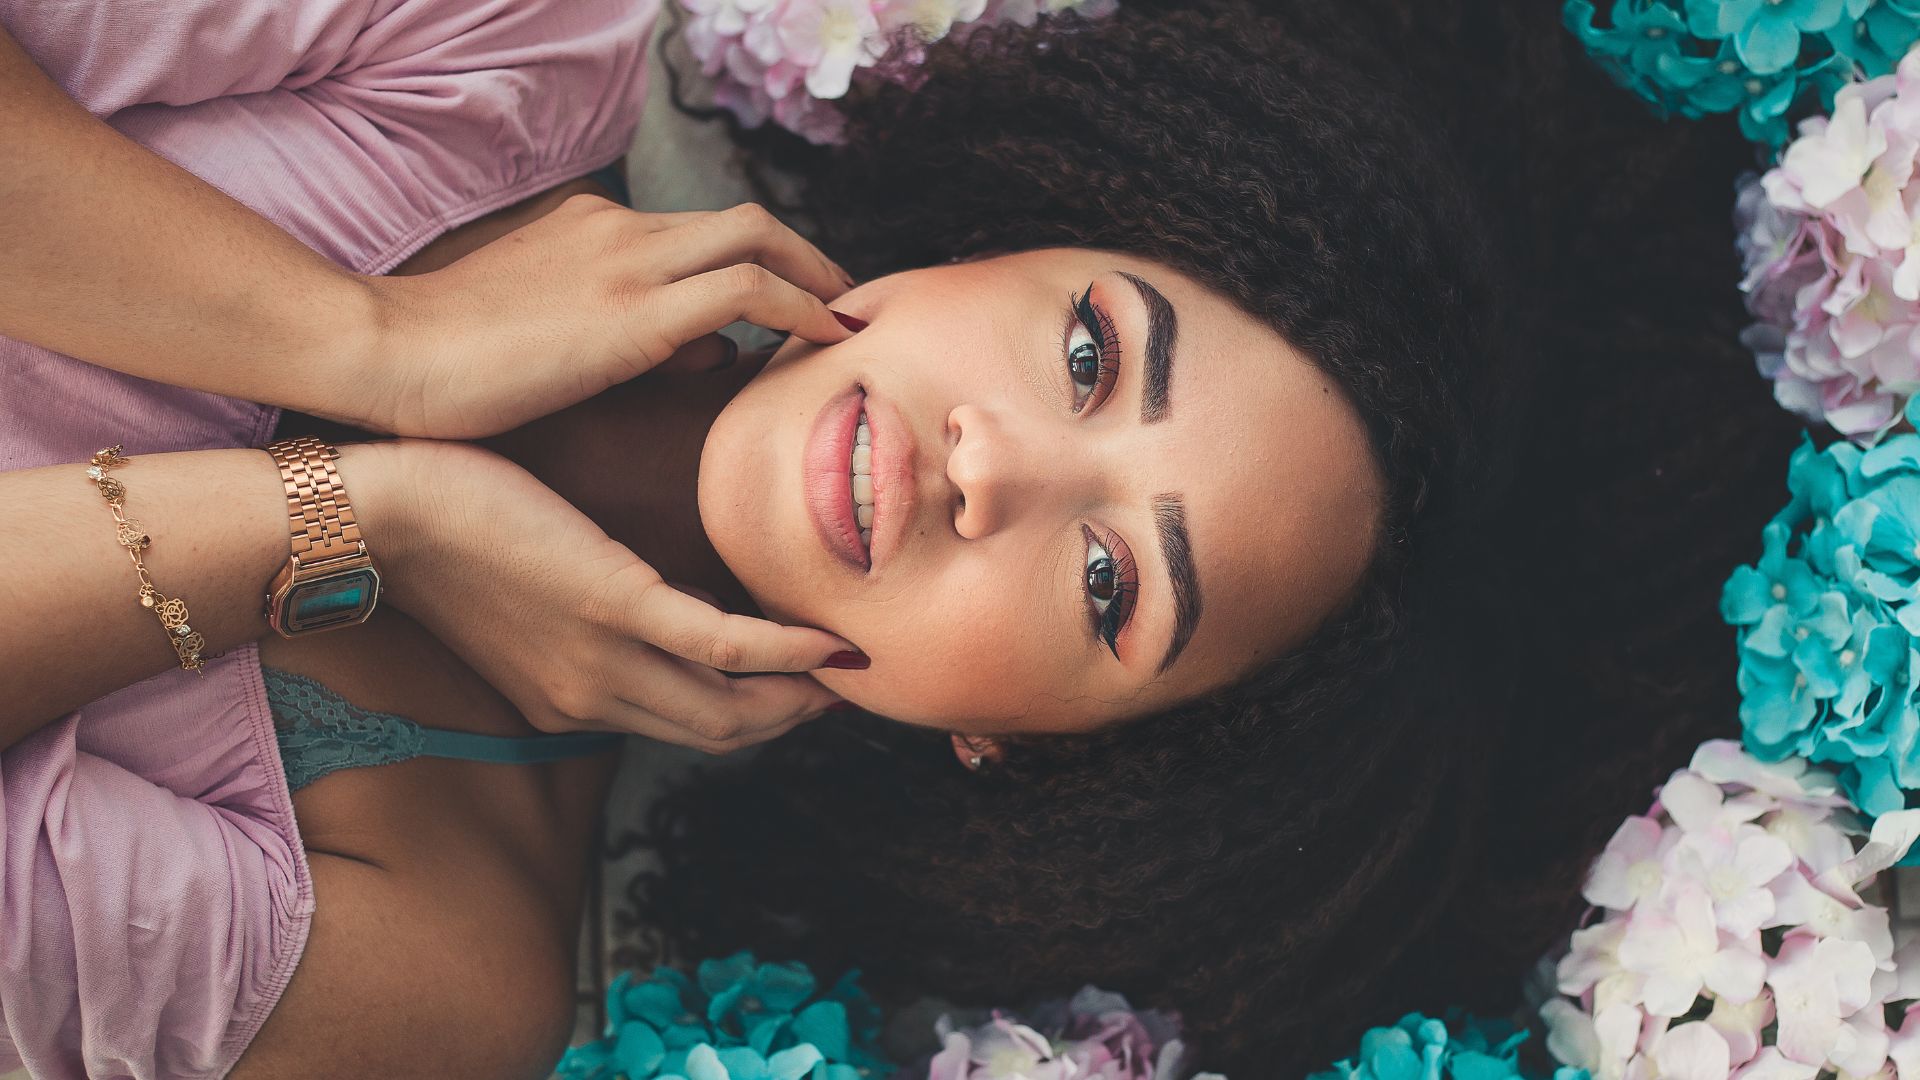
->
<box><xmin>803</xmin><ymin>384</ymin><xmax>916</xmax><ymax>574</ymax></box>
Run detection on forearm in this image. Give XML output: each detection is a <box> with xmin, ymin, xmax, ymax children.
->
<box><xmin>0</xmin><ymin>442</ymin><xmax>411</xmax><ymax>745</ymax></box>
<box><xmin>0</xmin><ymin>24</ymin><xmax>378</xmax><ymax>415</ymax></box>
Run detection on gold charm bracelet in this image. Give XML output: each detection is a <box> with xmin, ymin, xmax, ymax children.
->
<box><xmin>85</xmin><ymin>446</ymin><xmax>207</xmax><ymax>672</ymax></box>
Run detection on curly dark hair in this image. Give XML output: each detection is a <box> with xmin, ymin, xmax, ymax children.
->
<box><xmin>624</xmin><ymin>1</ymin><xmax>1804</xmax><ymax>1074</ymax></box>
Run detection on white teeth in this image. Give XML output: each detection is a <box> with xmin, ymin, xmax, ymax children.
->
<box><xmin>851</xmin><ymin>413</ymin><xmax>874</xmax><ymax>554</ymax></box>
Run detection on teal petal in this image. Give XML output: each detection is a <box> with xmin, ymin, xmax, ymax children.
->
<box><xmin>1358</xmin><ymin>1029</ymin><xmax>1421</xmax><ymax>1080</ymax></box>
<box><xmin>1703</xmin><ymin>0</ymin><xmax>1754</xmax><ymax>38</ymax></box>
<box><xmin>685</xmin><ymin>1044</ymin><xmax>734</xmax><ymax>1080</ymax></box>
<box><xmin>1738</xmin><ymin>16</ymin><xmax>1803</xmax><ymax>74</ymax></box>
<box><xmin>556</xmin><ymin>1041</ymin><xmax>617</xmax><ymax>1080</ymax></box>
<box><xmin>699</xmin><ymin>954</ymin><xmax>758</xmax><ymax>997</ymax></box>
<box><xmin>767</xmin><ymin>1045</ymin><xmax>825</xmax><ymax>1080</ymax></box>
<box><xmin>754</xmin><ymin>963</ymin><xmax>816</xmax><ymax>1013</ymax></box>
<box><xmin>715</xmin><ymin>1046</ymin><xmax>773</xmax><ymax>1080</ymax></box>
<box><xmin>707</xmin><ymin>984</ymin><xmax>749</xmax><ymax>1029</ymax></box>
<box><xmin>628</xmin><ymin>981</ymin><xmax>693</xmax><ymax>1030</ymax></box>
<box><xmin>1723</xmin><ymin>565</ymin><xmax>1776</xmax><ymax>624</ymax></box>
<box><xmin>1450</xmin><ymin>1050</ymin><xmax>1519</xmax><ymax>1080</ymax></box>
<box><xmin>607</xmin><ymin>972</ymin><xmax>636</xmax><ymax>1031</ymax></box>
<box><xmin>664</xmin><ymin>1022</ymin><xmax>713</xmax><ymax>1051</ymax></box>
<box><xmin>747</xmin><ymin>1014</ymin><xmax>789</xmax><ymax>1057</ymax></box>
<box><xmin>615</xmin><ymin>1022</ymin><xmax>668</xmax><ymax>1078</ymax></box>
<box><xmin>790</xmin><ymin>1002</ymin><xmax>851</xmax><ymax>1062</ymax></box>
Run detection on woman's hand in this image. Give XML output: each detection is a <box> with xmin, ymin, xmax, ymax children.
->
<box><xmin>354</xmin><ymin>440</ymin><xmax>853</xmax><ymax>753</ymax></box>
<box><xmin>348</xmin><ymin>198</ymin><xmax>858</xmax><ymax>439</ymax></box>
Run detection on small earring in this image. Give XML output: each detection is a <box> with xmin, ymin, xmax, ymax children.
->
<box><xmin>967</xmin><ymin>753</ymin><xmax>984</xmax><ymax>771</ymax></box>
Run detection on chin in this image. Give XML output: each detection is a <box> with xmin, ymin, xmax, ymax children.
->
<box><xmin>698</xmin><ymin>366</ymin><xmax>815</xmax><ymax>628</ymax></box>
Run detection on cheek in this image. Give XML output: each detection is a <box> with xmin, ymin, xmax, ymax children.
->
<box><xmin>813</xmin><ymin>566</ymin><xmax>1076</xmax><ymax>727</ymax></box>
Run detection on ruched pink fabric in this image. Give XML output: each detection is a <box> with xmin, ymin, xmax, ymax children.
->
<box><xmin>0</xmin><ymin>2</ymin><xmax>654</xmax><ymax>1075</ymax></box>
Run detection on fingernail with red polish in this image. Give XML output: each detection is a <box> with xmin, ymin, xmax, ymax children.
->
<box><xmin>832</xmin><ymin>311</ymin><xmax>869</xmax><ymax>333</ymax></box>
<box><xmin>824</xmin><ymin>700</ymin><xmax>861</xmax><ymax>713</ymax></box>
<box><xmin>824</xmin><ymin>650</ymin><xmax>870</xmax><ymax>669</ymax></box>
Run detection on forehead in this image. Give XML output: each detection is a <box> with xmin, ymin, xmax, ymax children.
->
<box><xmin>1007</xmin><ymin>248</ymin><xmax>1384</xmax><ymax>690</ymax></box>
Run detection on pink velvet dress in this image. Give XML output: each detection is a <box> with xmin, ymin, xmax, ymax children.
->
<box><xmin>0</xmin><ymin>2</ymin><xmax>654</xmax><ymax>1075</ymax></box>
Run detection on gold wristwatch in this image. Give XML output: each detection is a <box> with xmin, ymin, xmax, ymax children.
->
<box><xmin>263</xmin><ymin>437</ymin><xmax>381</xmax><ymax>637</ymax></box>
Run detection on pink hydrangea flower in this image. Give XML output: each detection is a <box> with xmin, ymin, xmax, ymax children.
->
<box><xmin>1540</xmin><ymin>742</ymin><xmax>1920</xmax><ymax>1080</ymax></box>
<box><xmin>1586</xmin><ymin>816</ymin><xmax>1677</xmax><ymax>912</ymax></box>
<box><xmin>675</xmin><ymin>0</ymin><xmax>1115</xmax><ymax>142</ymax></box>
<box><xmin>926</xmin><ymin>987</ymin><xmax>1212</xmax><ymax>1080</ymax></box>
<box><xmin>1736</xmin><ymin>47</ymin><xmax>1920</xmax><ymax>440</ymax></box>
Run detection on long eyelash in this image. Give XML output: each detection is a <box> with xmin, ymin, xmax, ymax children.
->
<box><xmin>1071</xmin><ymin>285</ymin><xmax>1122</xmax><ymax>407</ymax></box>
<box><xmin>1073</xmin><ymin>284</ymin><xmax>1120</xmax><ymax>356</ymax></box>
<box><xmin>1088</xmin><ymin>525</ymin><xmax>1140</xmax><ymax>659</ymax></box>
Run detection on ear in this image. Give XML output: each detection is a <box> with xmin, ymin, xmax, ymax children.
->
<box><xmin>950</xmin><ymin>733</ymin><xmax>1004</xmax><ymax>771</ymax></box>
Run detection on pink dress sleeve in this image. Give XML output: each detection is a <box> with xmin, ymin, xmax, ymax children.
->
<box><xmin>7</xmin><ymin>0</ymin><xmax>653</xmax><ymax>274</ymax></box>
<box><xmin>0</xmin><ymin>0</ymin><xmax>656</xmax><ymax>1075</ymax></box>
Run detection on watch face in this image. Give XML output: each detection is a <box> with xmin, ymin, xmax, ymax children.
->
<box><xmin>283</xmin><ymin>569</ymin><xmax>380</xmax><ymax>633</ymax></box>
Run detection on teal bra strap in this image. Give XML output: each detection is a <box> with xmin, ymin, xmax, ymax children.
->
<box><xmin>413</xmin><ymin>726</ymin><xmax>625</xmax><ymax>765</ymax></box>
<box><xmin>263</xmin><ymin>666</ymin><xmax>622</xmax><ymax>791</ymax></box>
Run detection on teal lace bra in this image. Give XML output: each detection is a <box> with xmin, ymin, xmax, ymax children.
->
<box><xmin>263</xmin><ymin>667</ymin><xmax>622</xmax><ymax>792</ymax></box>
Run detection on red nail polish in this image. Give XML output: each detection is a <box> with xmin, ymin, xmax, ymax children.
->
<box><xmin>824</xmin><ymin>700</ymin><xmax>861</xmax><ymax>712</ymax></box>
<box><xmin>824</xmin><ymin>650</ymin><xmax>870</xmax><ymax>669</ymax></box>
<box><xmin>832</xmin><ymin>311</ymin><xmax>869</xmax><ymax>333</ymax></box>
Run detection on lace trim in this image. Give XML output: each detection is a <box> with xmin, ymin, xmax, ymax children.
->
<box><xmin>264</xmin><ymin>667</ymin><xmax>426</xmax><ymax>792</ymax></box>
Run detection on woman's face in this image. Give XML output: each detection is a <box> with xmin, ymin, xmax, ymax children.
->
<box><xmin>700</xmin><ymin>248</ymin><xmax>1382</xmax><ymax>734</ymax></box>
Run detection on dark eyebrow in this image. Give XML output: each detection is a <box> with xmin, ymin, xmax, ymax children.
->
<box><xmin>1118</xmin><ymin>271</ymin><xmax>1177</xmax><ymax>423</ymax></box>
<box><xmin>1153</xmin><ymin>494</ymin><xmax>1203</xmax><ymax>674</ymax></box>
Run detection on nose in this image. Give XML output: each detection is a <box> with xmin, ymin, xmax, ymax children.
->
<box><xmin>945</xmin><ymin>403</ymin><xmax>1051</xmax><ymax>539</ymax></box>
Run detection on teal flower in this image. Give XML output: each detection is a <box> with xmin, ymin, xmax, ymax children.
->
<box><xmin>1687</xmin><ymin>0</ymin><xmax>1847</xmax><ymax>74</ymax></box>
<box><xmin>1563</xmin><ymin>1</ymin><xmax>1920</xmax><ymax>149</ymax></box>
<box><xmin>1726</xmin><ymin>417</ymin><xmax>1920</xmax><ymax>817</ymax></box>
<box><xmin>662</xmin><ymin>1043</ymin><xmax>860</xmax><ymax>1080</ymax></box>
<box><xmin>698</xmin><ymin>955</ymin><xmax>818</xmax><ymax>1050</ymax></box>
<box><xmin>1652</xmin><ymin>40</ymin><xmax>1764</xmax><ymax>115</ymax></box>
<box><xmin>555</xmin><ymin>954</ymin><xmax>890</xmax><ymax>1080</ymax></box>
<box><xmin>1567</xmin><ymin>0</ymin><xmax>1689</xmax><ymax>62</ymax></box>
<box><xmin>1308</xmin><ymin>1012</ymin><xmax>1586</xmax><ymax>1080</ymax></box>
<box><xmin>1825</xmin><ymin>0</ymin><xmax>1920</xmax><ymax>77</ymax></box>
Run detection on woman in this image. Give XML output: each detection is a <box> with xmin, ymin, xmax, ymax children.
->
<box><xmin>629</xmin><ymin>2</ymin><xmax>1808</xmax><ymax>1077</ymax></box>
<box><xmin>0</xmin><ymin>3</ymin><xmax>1793</xmax><ymax>1080</ymax></box>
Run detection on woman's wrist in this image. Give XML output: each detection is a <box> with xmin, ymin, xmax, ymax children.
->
<box><xmin>331</xmin><ymin>439</ymin><xmax>433</xmax><ymax>608</ymax></box>
<box><xmin>283</xmin><ymin>273</ymin><xmax>404</xmax><ymax>435</ymax></box>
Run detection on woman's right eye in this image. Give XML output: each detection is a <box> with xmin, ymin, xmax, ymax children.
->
<box><xmin>1065</xmin><ymin>284</ymin><xmax>1120</xmax><ymax>413</ymax></box>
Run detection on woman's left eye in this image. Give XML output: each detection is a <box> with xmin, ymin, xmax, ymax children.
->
<box><xmin>1065</xmin><ymin>284</ymin><xmax>1120</xmax><ymax>413</ymax></box>
<box><xmin>1081</xmin><ymin>524</ymin><xmax>1138</xmax><ymax>660</ymax></box>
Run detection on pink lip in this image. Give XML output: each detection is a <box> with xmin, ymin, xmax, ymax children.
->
<box><xmin>804</xmin><ymin>385</ymin><xmax>868</xmax><ymax>571</ymax></box>
<box><xmin>863</xmin><ymin>391</ymin><xmax>916</xmax><ymax>572</ymax></box>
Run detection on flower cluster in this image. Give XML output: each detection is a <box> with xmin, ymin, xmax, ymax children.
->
<box><xmin>925</xmin><ymin>987</ymin><xmax>1224</xmax><ymax>1080</ymax></box>
<box><xmin>1721</xmin><ymin>406</ymin><xmax>1920</xmax><ymax>813</ymax></box>
<box><xmin>678</xmin><ymin>0</ymin><xmax>1115</xmax><ymax>143</ymax></box>
<box><xmin>1309</xmin><ymin>1012</ymin><xmax>1586</xmax><ymax>1080</ymax></box>
<box><xmin>1536</xmin><ymin>740</ymin><xmax>1920</xmax><ymax>1080</ymax></box>
<box><xmin>1735</xmin><ymin>45</ymin><xmax>1920</xmax><ymax>438</ymax></box>
<box><xmin>1563</xmin><ymin>0</ymin><xmax>1920</xmax><ymax>148</ymax></box>
<box><xmin>556</xmin><ymin>952</ymin><xmax>889</xmax><ymax>1080</ymax></box>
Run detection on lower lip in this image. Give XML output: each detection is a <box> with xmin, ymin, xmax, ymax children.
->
<box><xmin>804</xmin><ymin>385</ymin><xmax>868</xmax><ymax>571</ymax></box>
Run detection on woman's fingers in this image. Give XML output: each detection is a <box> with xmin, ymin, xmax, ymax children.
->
<box><xmin>606</xmin><ymin>657</ymin><xmax>839</xmax><ymax>752</ymax></box>
<box><xmin>654</xmin><ymin>332</ymin><xmax>738</xmax><ymax>373</ymax></box>
<box><xmin>651</xmin><ymin>262</ymin><xmax>855</xmax><ymax>349</ymax></box>
<box><xmin>631</xmin><ymin>577</ymin><xmax>861</xmax><ymax>673</ymax></box>
<box><xmin>650</xmin><ymin>203</ymin><xmax>854</xmax><ymax>303</ymax></box>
